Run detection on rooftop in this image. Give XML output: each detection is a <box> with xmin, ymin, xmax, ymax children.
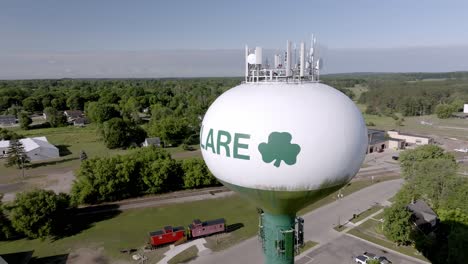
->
<box><xmin>0</xmin><ymin>137</ymin><xmax>57</xmax><ymax>152</ymax></box>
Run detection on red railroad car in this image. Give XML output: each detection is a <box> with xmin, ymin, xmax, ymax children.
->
<box><xmin>149</xmin><ymin>226</ymin><xmax>185</xmax><ymax>247</ymax></box>
<box><xmin>188</xmin><ymin>218</ymin><xmax>225</xmax><ymax>238</ymax></box>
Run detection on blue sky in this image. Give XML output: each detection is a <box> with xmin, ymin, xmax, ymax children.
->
<box><xmin>1</xmin><ymin>0</ymin><xmax>468</xmax><ymax>78</ymax></box>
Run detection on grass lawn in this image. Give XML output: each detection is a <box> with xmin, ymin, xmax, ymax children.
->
<box><xmin>362</xmin><ymin>112</ymin><xmax>468</xmax><ymax>140</ymax></box>
<box><xmin>0</xmin><ymin>175</ymin><xmax>401</xmax><ymax>262</ymax></box>
<box><xmin>168</xmin><ymin>245</ymin><xmax>198</xmax><ymax>264</ymax></box>
<box><xmin>297</xmin><ymin>240</ymin><xmax>318</xmax><ymax>255</ymax></box>
<box><xmin>372</xmin><ymin>211</ymin><xmax>385</xmax><ymax>220</ymax></box>
<box><xmin>333</xmin><ymin>225</ymin><xmax>347</xmax><ymax>232</ymax></box>
<box><xmin>350</xmin><ymin>205</ymin><xmax>383</xmax><ymax>224</ymax></box>
<box><xmin>0</xmin><ymin>124</ymin><xmax>201</xmax><ymax>186</ymax></box>
<box><xmin>348</xmin><ymin>219</ymin><xmax>428</xmax><ymax>262</ymax></box>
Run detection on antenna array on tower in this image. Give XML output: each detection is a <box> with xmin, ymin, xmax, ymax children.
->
<box><xmin>245</xmin><ymin>35</ymin><xmax>322</xmax><ymax>83</ymax></box>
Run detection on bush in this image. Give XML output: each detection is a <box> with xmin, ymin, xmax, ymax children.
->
<box><xmin>10</xmin><ymin>190</ymin><xmax>71</xmax><ymax>239</ymax></box>
<box><xmin>71</xmin><ymin>147</ymin><xmax>183</xmax><ymax>204</ymax></box>
<box><xmin>181</xmin><ymin>158</ymin><xmax>219</xmax><ymax>189</ymax></box>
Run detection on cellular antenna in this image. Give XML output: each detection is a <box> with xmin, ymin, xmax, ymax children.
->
<box><xmin>245</xmin><ymin>35</ymin><xmax>322</xmax><ymax>83</ymax></box>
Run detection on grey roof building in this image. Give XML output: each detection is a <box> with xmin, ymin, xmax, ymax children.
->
<box><xmin>407</xmin><ymin>199</ymin><xmax>438</xmax><ymax>233</ymax></box>
<box><xmin>0</xmin><ymin>115</ymin><xmax>17</xmax><ymax>125</ymax></box>
<box><xmin>143</xmin><ymin>137</ymin><xmax>161</xmax><ymax>147</ymax></box>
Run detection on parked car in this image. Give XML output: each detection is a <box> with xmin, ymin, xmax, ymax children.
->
<box><xmin>377</xmin><ymin>256</ymin><xmax>392</xmax><ymax>264</ymax></box>
<box><xmin>363</xmin><ymin>252</ymin><xmax>377</xmax><ymax>259</ymax></box>
<box><xmin>355</xmin><ymin>255</ymin><xmax>367</xmax><ymax>264</ymax></box>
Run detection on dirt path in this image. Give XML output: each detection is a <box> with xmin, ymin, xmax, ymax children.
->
<box><xmin>1</xmin><ymin>170</ymin><xmax>76</xmax><ymax>202</ymax></box>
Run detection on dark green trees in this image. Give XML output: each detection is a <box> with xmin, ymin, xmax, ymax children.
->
<box><xmin>10</xmin><ymin>190</ymin><xmax>70</xmax><ymax>239</ymax></box>
<box><xmin>181</xmin><ymin>158</ymin><xmax>218</xmax><ymax>188</ymax></box>
<box><xmin>19</xmin><ymin>112</ymin><xmax>32</xmax><ymax>130</ymax></box>
<box><xmin>101</xmin><ymin>118</ymin><xmax>146</xmax><ymax>149</ymax></box>
<box><xmin>43</xmin><ymin>107</ymin><xmax>67</xmax><ymax>127</ymax></box>
<box><xmin>5</xmin><ymin>139</ymin><xmax>29</xmax><ymax>169</ymax></box>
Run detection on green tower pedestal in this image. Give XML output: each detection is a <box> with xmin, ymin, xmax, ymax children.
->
<box><xmin>262</xmin><ymin>212</ymin><xmax>296</xmax><ymax>264</ymax></box>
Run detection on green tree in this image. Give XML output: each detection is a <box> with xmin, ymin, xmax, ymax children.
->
<box><xmin>435</xmin><ymin>104</ymin><xmax>455</xmax><ymax>119</ymax></box>
<box><xmin>399</xmin><ymin>145</ymin><xmax>455</xmax><ymax>179</ymax></box>
<box><xmin>181</xmin><ymin>158</ymin><xmax>218</xmax><ymax>188</ymax></box>
<box><xmin>0</xmin><ymin>128</ymin><xmax>22</xmax><ymax>140</ymax></box>
<box><xmin>101</xmin><ymin>118</ymin><xmax>146</xmax><ymax>149</ymax></box>
<box><xmin>142</xmin><ymin>158</ymin><xmax>182</xmax><ymax>193</ymax></box>
<box><xmin>86</xmin><ymin>102</ymin><xmax>120</xmax><ymax>124</ymax></box>
<box><xmin>149</xmin><ymin>116</ymin><xmax>190</xmax><ymax>146</ymax></box>
<box><xmin>382</xmin><ymin>204</ymin><xmax>413</xmax><ymax>245</ymax></box>
<box><xmin>10</xmin><ymin>190</ymin><xmax>70</xmax><ymax>239</ymax></box>
<box><xmin>44</xmin><ymin>107</ymin><xmax>67</xmax><ymax>127</ymax></box>
<box><xmin>0</xmin><ymin>194</ymin><xmax>15</xmax><ymax>240</ymax></box>
<box><xmin>22</xmin><ymin>97</ymin><xmax>41</xmax><ymax>112</ymax></box>
<box><xmin>101</xmin><ymin>118</ymin><xmax>129</xmax><ymax>149</ymax></box>
<box><xmin>51</xmin><ymin>97</ymin><xmax>66</xmax><ymax>110</ymax></box>
<box><xmin>71</xmin><ymin>156</ymin><xmax>135</xmax><ymax>204</ymax></box>
<box><xmin>409</xmin><ymin>159</ymin><xmax>458</xmax><ymax>210</ymax></box>
<box><xmin>19</xmin><ymin>112</ymin><xmax>32</xmax><ymax>130</ymax></box>
<box><xmin>66</xmin><ymin>95</ymin><xmax>85</xmax><ymax>110</ymax></box>
<box><xmin>5</xmin><ymin>139</ymin><xmax>30</xmax><ymax>169</ymax></box>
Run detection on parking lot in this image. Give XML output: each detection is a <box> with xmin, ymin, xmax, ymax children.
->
<box><xmin>296</xmin><ymin>234</ymin><xmax>425</xmax><ymax>264</ymax></box>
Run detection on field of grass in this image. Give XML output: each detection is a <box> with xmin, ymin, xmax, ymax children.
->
<box><xmin>350</xmin><ymin>205</ymin><xmax>383</xmax><ymax>224</ymax></box>
<box><xmin>348</xmin><ymin>219</ymin><xmax>428</xmax><ymax>262</ymax></box>
<box><xmin>0</xmin><ymin>124</ymin><xmax>201</xmax><ymax>184</ymax></box>
<box><xmin>168</xmin><ymin>245</ymin><xmax>198</xmax><ymax>264</ymax></box>
<box><xmin>361</xmin><ymin>112</ymin><xmax>468</xmax><ymax>140</ymax></box>
<box><xmin>0</xmin><ymin>194</ymin><xmax>259</xmax><ymax>263</ymax></box>
<box><xmin>0</xmin><ymin>176</ymin><xmax>401</xmax><ymax>262</ymax></box>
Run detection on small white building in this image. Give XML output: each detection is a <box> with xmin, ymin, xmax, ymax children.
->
<box><xmin>387</xmin><ymin>130</ymin><xmax>433</xmax><ymax>145</ymax></box>
<box><xmin>142</xmin><ymin>137</ymin><xmax>161</xmax><ymax>147</ymax></box>
<box><xmin>464</xmin><ymin>104</ymin><xmax>468</xmax><ymax>114</ymax></box>
<box><xmin>0</xmin><ymin>137</ymin><xmax>59</xmax><ymax>161</ymax></box>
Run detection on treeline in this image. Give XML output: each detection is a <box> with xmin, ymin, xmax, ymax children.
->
<box><xmin>0</xmin><ymin>147</ymin><xmax>218</xmax><ymax>241</ymax></box>
<box><xmin>359</xmin><ymin>79</ymin><xmax>468</xmax><ymax>117</ymax></box>
<box><xmin>0</xmin><ymin>78</ymin><xmax>240</xmax><ymax>147</ymax></box>
<box><xmin>71</xmin><ymin>147</ymin><xmax>219</xmax><ymax>205</ymax></box>
<box><xmin>383</xmin><ymin>145</ymin><xmax>467</xmax><ymax>264</ymax></box>
<box><xmin>322</xmin><ymin>72</ymin><xmax>468</xmax><ymax>118</ymax></box>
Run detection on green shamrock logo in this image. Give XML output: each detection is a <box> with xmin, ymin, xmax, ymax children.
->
<box><xmin>258</xmin><ymin>132</ymin><xmax>301</xmax><ymax>168</ymax></box>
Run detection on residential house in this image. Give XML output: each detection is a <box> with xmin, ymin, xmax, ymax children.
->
<box><xmin>407</xmin><ymin>199</ymin><xmax>439</xmax><ymax>233</ymax></box>
<box><xmin>0</xmin><ymin>115</ymin><xmax>16</xmax><ymax>126</ymax></box>
<box><xmin>142</xmin><ymin>137</ymin><xmax>161</xmax><ymax>147</ymax></box>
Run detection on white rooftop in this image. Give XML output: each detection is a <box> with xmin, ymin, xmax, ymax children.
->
<box><xmin>0</xmin><ymin>136</ymin><xmax>56</xmax><ymax>152</ymax></box>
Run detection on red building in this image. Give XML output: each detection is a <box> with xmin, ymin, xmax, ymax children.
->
<box><xmin>188</xmin><ymin>218</ymin><xmax>225</xmax><ymax>238</ymax></box>
<box><xmin>149</xmin><ymin>226</ymin><xmax>185</xmax><ymax>247</ymax></box>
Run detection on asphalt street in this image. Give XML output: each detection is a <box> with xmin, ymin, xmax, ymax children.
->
<box><xmin>190</xmin><ymin>179</ymin><xmax>404</xmax><ymax>264</ymax></box>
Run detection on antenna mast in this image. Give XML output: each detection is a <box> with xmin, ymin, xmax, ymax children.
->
<box><xmin>244</xmin><ymin>34</ymin><xmax>322</xmax><ymax>83</ymax></box>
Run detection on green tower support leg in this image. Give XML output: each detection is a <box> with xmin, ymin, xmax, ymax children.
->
<box><xmin>262</xmin><ymin>212</ymin><xmax>296</xmax><ymax>264</ymax></box>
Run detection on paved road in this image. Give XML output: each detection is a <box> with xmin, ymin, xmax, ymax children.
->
<box><xmin>190</xmin><ymin>179</ymin><xmax>404</xmax><ymax>264</ymax></box>
<box><xmin>298</xmin><ymin>234</ymin><xmax>425</xmax><ymax>264</ymax></box>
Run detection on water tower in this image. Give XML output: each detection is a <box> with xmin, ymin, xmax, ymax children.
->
<box><xmin>200</xmin><ymin>36</ymin><xmax>368</xmax><ymax>264</ymax></box>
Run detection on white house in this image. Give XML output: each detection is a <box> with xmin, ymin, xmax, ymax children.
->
<box><xmin>0</xmin><ymin>137</ymin><xmax>60</xmax><ymax>161</ymax></box>
<box><xmin>464</xmin><ymin>104</ymin><xmax>468</xmax><ymax>114</ymax></box>
<box><xmin>142</xmin><ymin>137</ymin><xmax>161</xmax><ymax>147</ymax></box>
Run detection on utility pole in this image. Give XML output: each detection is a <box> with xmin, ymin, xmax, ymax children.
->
<box><xmin>20</xmin><ymin>155</ymin><xmax>25</xmax><ymax>180</ymax></box>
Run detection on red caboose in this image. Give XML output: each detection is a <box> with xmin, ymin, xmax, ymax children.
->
<box><xmin>188</xmin><ymin>218</ymin><xmax>225</xmax><ymax>238</ymax></box>
<box><xmin>149</xmin><ymin>226</ymin><xmax>185</xmax><ymax>247</ymax></box>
